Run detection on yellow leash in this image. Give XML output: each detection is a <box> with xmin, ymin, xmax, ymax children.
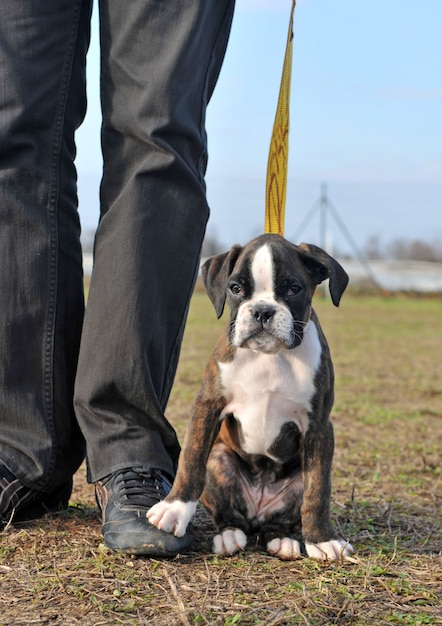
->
<box><xmin>264</xmin><ymin>0</ymin><xmax>296</xmax><ymax>236</ymax></box>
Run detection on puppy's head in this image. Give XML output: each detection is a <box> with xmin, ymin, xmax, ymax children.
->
<box><xmin>201</xmin><ymin>234</ymin><xmax>349</xmax><ymax>354</ymax></box>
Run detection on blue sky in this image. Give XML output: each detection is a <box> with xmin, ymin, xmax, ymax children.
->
<box><xmin>76</xmin><ymin>0</ymin><xmax>442</xmax><ymax>255</ymax></box>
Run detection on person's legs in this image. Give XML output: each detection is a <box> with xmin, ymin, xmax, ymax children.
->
<box><xmin>74</xmin><ymin>0</ymin><xmax>235</xmax><ymax>554</ymax></box>
<box><xmin>0</xmin><ymin>0</ymin><xmax>91</xmax><ymax>517</ymax></box>
<box><xmin>75</xmin><ymin>0</ymin><xmax>235</xmax><ymax>481</ymax></box>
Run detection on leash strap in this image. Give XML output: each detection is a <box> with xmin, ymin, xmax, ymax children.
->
<box><xmin>264</xmin><ymin>0</ymin><xmax>296</xmax><ymax>236</ymax></box>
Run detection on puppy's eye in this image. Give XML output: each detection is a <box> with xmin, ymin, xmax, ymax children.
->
<box><xmin>280</xmin><ymin>281</ymin><xmax>302</xmax><ymax>299</ymax></box>
<box><xmin>286</xmin><ymin>285</ymin><xmax>301</xmax><ymax>297</ymax></box>
<box><xmin>230</xmin><ymin>283</ymin><xmax>243</xmax><ymax>296</ymax></box>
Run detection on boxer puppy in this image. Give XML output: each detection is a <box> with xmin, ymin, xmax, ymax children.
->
<box><xmin>148</xmin><ymin>234</ymin><xmax>353</xmax><ymax>561</ymax></box>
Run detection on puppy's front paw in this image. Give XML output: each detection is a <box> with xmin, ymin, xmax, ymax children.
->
<box><xmin>267</xmin><ymin>537</ymin><xmax>302</xmax><ymax>561</ymax></box>
<box><xmin>305</xmin><ymin>538</ymin><xmax>353</xmax><ymax>561</ymax></box>
<box><xmin>213</xmin><ymin>528</ymin><xmax>247</xmax><ymax>556</ymax></box>
<box><xmin>147</xmin><ymin>500</ymin><xmax>197</xmax><ymax>537</ymax></box>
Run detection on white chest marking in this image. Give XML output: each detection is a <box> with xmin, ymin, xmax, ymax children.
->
<box><xmin>219</xmin><ymin>321</ymin><xmax>322</xmax><ymax>457</ymax></box>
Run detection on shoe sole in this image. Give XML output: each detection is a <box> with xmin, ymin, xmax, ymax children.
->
<box><xmin>104</xmin><ymin>524</ymin><xmax>193</xmax><ymax>557</ymax></box>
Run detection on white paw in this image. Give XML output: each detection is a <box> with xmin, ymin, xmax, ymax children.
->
<box><xmin>305</xmin><ymin>538</ymin><xmax>353</xmax><ymax>561</ymax></box>
<box><xmin>267</xmin><ymin>537</ymin><xmax>302</xmax><ymax>561</ymax></box>
<box><xmin>213</xmin><ymin>528</ymin><xmax>247</xmax><ymax>556</ymax></box>
<box><xmin>146</xmin><ymin>500</ymin><xmax>197</xmax><ymax>537</ymax></box>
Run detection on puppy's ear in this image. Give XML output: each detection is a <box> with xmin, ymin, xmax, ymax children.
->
<box><xmin>298</xmin><ymin>243</ymin><xmax>349</xmax><ymax>306</ymax></box>
<box><xmin>201</xmin><ymin>245</ymin><xmax>243</xmax><ymax>318</ymax></box>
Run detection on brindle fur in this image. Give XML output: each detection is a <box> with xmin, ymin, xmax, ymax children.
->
<box><xmin>156</xmin><ymin>234</ymin><xmax>349</xmax><ymax>555</ymax></box>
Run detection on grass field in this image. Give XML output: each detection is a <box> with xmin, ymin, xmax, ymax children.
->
<box><xmin>0</xmin><ymin>289</ymin><xmax>441</xmax><ymax>625</ymax></box>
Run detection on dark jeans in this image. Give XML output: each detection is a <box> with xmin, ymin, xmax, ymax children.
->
<box><xmin>0</xmin><ymin>0</ymin><xmax>234</xmax><ymax>492</ymax></box>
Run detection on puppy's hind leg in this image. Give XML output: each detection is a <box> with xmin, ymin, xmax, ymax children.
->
<box><xmin>267</xmin><ymin>536</ymin><xmax>302</xmax><ymax>561</ymax></box>
<box><xmin>201</xmin><ymin>443</ymin><xmax>251</xmax><ymax>556</ymax></box>
<box><xmin>260</xmin><ymin>489</ymin><xmax>303</xmax><ymax>561</ymax></box>
<box><xmin>261</xmin><ymin>519</ymin><xmax>303</xmax><ymax>561</ymax></box>
<box><xmin>213</xmin><ymin>528</ymin><xmax>248</xmax><ymax>556</ymax></box>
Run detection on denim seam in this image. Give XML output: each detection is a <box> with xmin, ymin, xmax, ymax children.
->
<box><xmin>41</xmin><ymin>1</ymin><xmax>83</xmax><ymax>492</ymax></box>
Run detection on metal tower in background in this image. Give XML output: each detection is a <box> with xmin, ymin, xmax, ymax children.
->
<box><xmin>292</xmin><ymin>183</ymin><xmax>382</xmax><ymax>292</ymax></box>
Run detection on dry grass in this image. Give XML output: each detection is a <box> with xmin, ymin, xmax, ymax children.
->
<box><xmin>1</xmin><ymin>289</ymin><xmax>441</xmax><ymax>625</ymax></box>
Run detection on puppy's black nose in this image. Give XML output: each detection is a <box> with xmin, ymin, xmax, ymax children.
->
<box><xmin>253</xmin><ymin>304</ymin><xmax>275</xmax><ymax>325</ymax></box>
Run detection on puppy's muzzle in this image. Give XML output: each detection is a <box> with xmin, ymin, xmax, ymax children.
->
<box><xmin>233</xmin><ymin>300</ymin><xmax>295</xmax><ymax>353</ymax></box>
<box><xmin>252</xmin><ymin>303</ymin><xmax>277</xmax><ymax>327</ymax></box>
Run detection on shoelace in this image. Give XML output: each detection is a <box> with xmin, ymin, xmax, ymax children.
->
<box><xmin>112</xmin><ymin>468</ymin><xmax>172</xmax><ymax>509</ymax></box>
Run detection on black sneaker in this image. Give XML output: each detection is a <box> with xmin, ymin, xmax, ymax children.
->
<box><xmin>95</xmin><ymin>467</ymin><xmax>193</xmax><ymax>557</ymax></box>
<box><xmin>0</xmin><ymin>464</ymin><xmax>72</xmax><ymax>526</ymax></box>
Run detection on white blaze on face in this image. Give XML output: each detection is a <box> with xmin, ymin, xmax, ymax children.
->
<box><xmin>232</xmin><ymin>244</ymin><xmax>277</xmax><ymax>348</ymax></box>
<box><xmin>232</xmin><ymin>244</ymin><xmax>294</xmax><ymax>350</ymax></box>
<box><xmin>250</xmin><ymin>244</ymin><xmax>275</xmax><ymax>301</ymax></box>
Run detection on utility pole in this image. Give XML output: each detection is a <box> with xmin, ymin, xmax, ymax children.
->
<box><xmin>319</xmin><ymin>182</ymin><xmax>327</xmax><ymax>251</ymax></box>
<box><xmin>292</xmin><ymin>182</ymin><xmax>383</xmax><ymax>294</ymax></box>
